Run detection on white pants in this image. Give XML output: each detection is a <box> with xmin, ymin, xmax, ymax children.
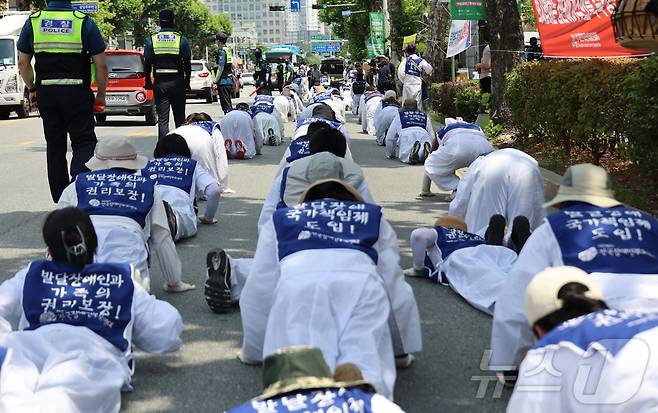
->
<box><xmin>94</xmin><ymin>224</ymin><xmax>151</xmax><ymax>287</ymax></box>
<box><xmin>425</xmin><ymin>137</ymin><xmax>494</xmax><ymax>191</ymax></box>
<box><xmin>263</xmin><ymin>273</ymin><xmax>396</xmax><ymax>399</ymax></box>
<box><xmin>0</xmin><ymin>325</ymin><xmax>129</xmax><ymax>413</ymax></box>
<box><xmin>229</xmin><ymin>256</ymin><xmax>252</xmax><ymax>302</ymax></box>
<box><xmin>402</xmin><ymin>83</ymin><xmax>422</xmax><ymax>111</ymax></box>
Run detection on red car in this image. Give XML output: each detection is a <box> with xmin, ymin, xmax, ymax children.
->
<box><xmin>92</xmin><ymin>50</ymin><xmax>156</xmax><ymax>125</ymax></box>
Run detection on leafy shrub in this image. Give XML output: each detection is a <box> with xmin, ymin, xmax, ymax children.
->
<box><xmin>504</xmin><ymin>57</ymin><xmax>658</xmax><ymax>177</ymax></box>
<box><xmin>454</xmin><ymin>87</ymin><xmax>481</xmax><ymax>122</ymax></box>
<box><xmin>431</xmin><ymin>80</ymin><xmax>480</xmax><ymax>120</ymax></box>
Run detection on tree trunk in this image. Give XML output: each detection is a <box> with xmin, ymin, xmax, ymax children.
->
<box><xmin>486</xmin><ymin>0</ymin><xmax>524</xmax><ymax>122</ymax></box>
<box><xmin>388</xmin><ymin>0</ymin><xmax>402</xmax><ymax>62</ymax></box>
<box><xmin>426</xmin><ymin>0</ymin><xmax>449</xmax><ymax>84</ymax></box>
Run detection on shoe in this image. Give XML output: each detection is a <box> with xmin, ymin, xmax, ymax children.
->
<box><xmin>403</xmin><ymin>267</ymin><xmax>428</xmax><ymax>277</ymax></box>
<box><xmin>235</xmin><ymin>140</ymin><xmax>246</xmax><ymax>160</ymax></box>
<box><xmin>224</xmin><ymin>138</ymin><xmax>233</xmax><ymax>159</ymax></box>
<box><xmin>495</xmin><ymin>370</ymin><xmax>518</xmax><ymax>388</ymax></box>
<box><xmin>395</xmin><ymin>354</ymin><xmax>416</xmax><ymax>369</ymax></box>
<box><xmin>163</xmin><ymin>281</ymin><xmax>196</xmax><ymax>293</ymax></box>
<box><xmin>409</xmin><ymin>141</ymin><xmax>421</xmax><ymax>165</ymax></box>
<box><xmin>511</xmin><ymin>216</ymin><xmax>531</xmax><ymax>253</ymax></box>
<box><xmin>204</xmin><ymin>249</ymin><xmax>232</xmax><ymax>314</ymax></box>
<box><xmin>162</xmin><ymin>200</ymin><xmax>178</xmax><ymax>240</ymax></box>
<box><xmin>267</xmin><ymin>128</ymin><xmax>277</xmax><ymax>146</ymax></box>
<box><xmin>422</xmin><ymin>141</ymin><xmax>432</xmax><ymax>163</ymax></box>
<box><xmin>485</xmin><ymin>214</ymin><xmax>506</xmax><ymax>246</ymax></box>
<box><xmin>198</xmin><ymin>215</ymin><xmax>218</xmax><ymax>225</ymax></box>
<box><xmin>237</xmin><ymin>350</ymin><xmax>262</xmax><ymax>366</ymax></box>
<box><xmin>416</xmin><ymin>192</ymin><xmax>436</xmax><ymax>199</ymax></box>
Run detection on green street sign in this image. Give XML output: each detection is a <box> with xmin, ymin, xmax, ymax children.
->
<box><xmin>450</xmin><ymin>0</ymin><xmax>486</xmax><ymax>20</ymax></box>
<box><xmin>369</xmin><ymin>12</ymin><xmax>385</xmax><ymax>41</ymax></box>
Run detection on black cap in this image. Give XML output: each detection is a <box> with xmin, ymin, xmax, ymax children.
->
<box><xmin>159</xmin><ymin>8</ymin><xmax>174</xmax><ymax>23</ymax></box>
<box><xmin>215</xmin><ymin>32</ymin><xmax>228</xmax><ymax>43</ymax></box>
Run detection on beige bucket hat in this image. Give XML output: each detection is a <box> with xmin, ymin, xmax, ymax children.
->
<box><xmin>525</xmin><ymin>266</ymin><xmax>604</xmax><ymax>326</ymax></box>
<box><xmin>543</xmin><ymin>163</ymin><xmax>621</xmax><ymax>209</ymax></box>
<box><xmin>299</xmin><ymin>178</ymin><xmax>365</xmax><ymax>204</ymax></box>
<box><xmin>86</xmin><ymin>136</ymin><xmax>148</xmax><ymax>171</ymax></box>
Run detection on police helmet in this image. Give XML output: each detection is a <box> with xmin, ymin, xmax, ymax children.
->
<box><xmin>216</xmin><ymin>32</ymin><xmax>229</xmax><ymax>43</ymax></box>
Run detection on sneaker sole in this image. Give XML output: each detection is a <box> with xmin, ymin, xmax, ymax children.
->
<box><xmin>205</xmin><ymin>249</ymin><xmax>232</xmax><ymax>313</ymax></box>
<box><xmin>267</xmin><ymin>129</ymin><xmax>277</xmax><ymax>146</ymax></box>
<box><xmin>409</xmin><ymin>141</ymin><xmax>421</xmax><ymax>165</ymax></box>
<box><xmin>162</xmin><ymin>201</ymin><xmax>177</xmax><ymax>240</ymax></box>
<box><xmin>422</xmin><ymin>142</ymin><xmax>432</xmax><ymax>163</ymax></box>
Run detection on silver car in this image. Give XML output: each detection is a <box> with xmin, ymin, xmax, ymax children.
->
<box><xmin>187</xmin><ymin>60</ymin><xmax>217</xmax><ymax>103</ymax></box>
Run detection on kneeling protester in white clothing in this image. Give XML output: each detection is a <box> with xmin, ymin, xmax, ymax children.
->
<box><xmin>385</xmin><ymin>99</ymin><xmax>435</xmax><ymax>164</ymax></box>
<box><xmin>172</xmin><ymin>112</ymin><xmax>230</xmax><ymax>192</ymax></box>
<box><xmin>374</xmin><ymin>91</ymin><xmax>401</xmax><ymax>146</ymax></box>
<box><xmin>220</xmin><ymin>103</ymin><xmax>261</xmax><ymax>160</ymax></box>
<box><xmin>237</xmin><ymin>180</ymin><xmax>422</xmax><ymax>399</ymax></box>
<box><xmin>508</xmin><ymin>267</ymin><xmax>658</xmax><ymax>412</ymax></box>
<box><xmin>251</xmin><ymin>103</ymin><xmax>283</xmax><ymax>147</ymax></box>
<box><xmin>225</xmin><ymin>347</ymin><xmax>406</xmax><ymax>413</ymax></box>
<box><xmin>361</xmin><ymin>89</ymin><xmax>383</xmax><ymax>136</ymax></box>
<box><xmin>0</xmin><ymin>208</ymin><xmax>183</xmax><ymax>413</ymax></box>
<box><xmin>424</xmin><ymin>118</ymin><xmax>494</xmax><ymax>192</ymax></box>
<box><xmin>57</xmin><ymin>137</ymin><xmax>195</xmax><ymax>293</ymax></box>
<box><xmin>404</xmin><ymin>215</ymin><xmax>529</xmax><ymax>315</ymax></box>
<box><xmin>145</xmin><ymin>134</ymin><xmax>221</xmax><ymax>239</ymax></box>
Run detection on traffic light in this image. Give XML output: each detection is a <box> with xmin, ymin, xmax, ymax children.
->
<box><xmin>269</xmin><ymin>5</ymin><xmax>286</xmax><ymax>11</ymax></box>
<box><xmin>311</xmin><ymin>3</ymin><xmax>328</xmax><ymax>9</ymax></box>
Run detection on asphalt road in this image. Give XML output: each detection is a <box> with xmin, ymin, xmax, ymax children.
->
<box><xmin>0</xmin><ymin>89</ymin><xmax>511</xmax><ymax>412</ymax></box>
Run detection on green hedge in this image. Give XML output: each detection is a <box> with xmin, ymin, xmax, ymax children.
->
<box><xmin>505</xmin><ymin>57</ymin><xmax>658</xmax><ymax>178</ymax></box>
<box><xmin>431</xmin><ymin>81</ymin><xmax>481</xmax><ymax>122</ymax></box>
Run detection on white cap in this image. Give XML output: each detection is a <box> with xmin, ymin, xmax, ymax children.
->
<box><xmin>524</xmin><ymin>266</ymin><xmax>604</xmax><ymax>326</ymax></box>
<box><xmin>543</xmin><ymin>164</ymin><xmax>621</xmax><ymax>209</ymax></box>
<box><xmin>383</xmin><ymin>90</ymin><xmax>397</xmax><ymax>100</ymax></box>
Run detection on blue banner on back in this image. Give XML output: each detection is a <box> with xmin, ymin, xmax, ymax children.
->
<box><xmin>286</xmin><ymin>137</ymin><xmax>311</xmax><ymax>163</ymax></box>
<box><xmin>144</xmin><ymin>156</ymin><xmax>196</xmax><ymax>194</ymax></box>
<box><xmin>23</xmin><ymin>260</ymin><xmax>135</xmax><ymax>352</ymax></box>
<box><xmin>273</xmin><ymin>200</ymin><xmax>382</xmax><ymax>264</ymax></box>
<box><xmin>227</xmin><ymin>388</ymin><xmax>375</xmax><ymax>413</ymax></box>
<box><xmin>190</xmin><ymin>120</ymin><xmax>217</xmax><ymax>135</ymax></box>
<box><xmin>534</xmin><ymin>309</ymin><xmax>658</xmax><ymax>357</ymax></box>
<box><xmin>364</xmin><ymin>92</ymin><xmax>383</xmax><ymax>104</ymax></box>
<box><xmin>296</xmin><ymin>117</ymin><xmax>342</xmax><ymax>130</ymax></box>
<box><xmin>255</xmin><ymin>95</ymin><xmax>275</xmax><ymax>105</ymax></box>
<box><xmin>76</xmin><ymin>169</ymin><xmax>155</xmax><ymax>228</ymax></box>
<box><xmin>399</xmin><ymin>110</ymin><xmax>428</xmax><ymax>129</ymax></box>
<box><xmin>312</xmin><ymin>92</ymin><xmax>333</xmax><ymax>103</ymax></box>
<box><xmin>548</xmin><ymin>204</ymin><xmax>658</xmax><ymax>274</ymax></box>
<box><xmin>434</xmin><ymin>226</ymin><xmax>486</xmax><ymax>260</ymax></box>
<box><xmin>405</xmin><ymin>57</ymin><xmax>423</xmax><ymax>76</ymax></box>
<box><xmin>251</xmin><ymin>104</ymin><xmax>275</xmax><ymax>116</ymax></box>
<box><xmin>436</xmin><ymin>122</ymin><xmax>483</xmax><ymax>141</ymax></box>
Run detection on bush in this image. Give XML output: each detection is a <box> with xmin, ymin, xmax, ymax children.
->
<box><xmin>431</xmin><ymin>81</ymin><xmax>480</xmax><ymax>120</ymax></box>
<box><xmin>505</xmin><ymin>57</ymin><xmax>658</xmax><ymax>177</ymax></box>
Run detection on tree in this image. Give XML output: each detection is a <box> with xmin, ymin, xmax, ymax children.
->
<box><xmin>425</xmin><ymin>0</ymin><xmax>449</xmax><ymax>84</ymax></box>
<box><xmin>485</xmin><ymin>0</ymin><xmax>524</xmax><ymax>120</ymax></box>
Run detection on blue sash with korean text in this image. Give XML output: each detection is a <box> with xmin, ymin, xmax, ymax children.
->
<box><xmin>405</xmin><ymin>56</ymin><xmax>423</xmax><ymax>76</ymax></box>
<box><xmin>548</xmin><ymin>204</ymin><xmax>658</xmax><ymax>274</ymax></box>
<box><xmin>312</xmin><ymin>91</ymin><xmax>333</xmax><ymax>103</ymax></box>
<box><xmin>273</xmin><ymin>200</ymin><xmax>382</xmax><ymax>264</ymax></box>
<box><xmin>399</xmin><ymin>110</ymin><xmax>428</xmax><ymax>129</ymax></box>
<box><xmin>190</xmin><ymin>121</ymin><xmax>217</xmax><ymax>136</ymax></box>
<box><xmin>251</xmin><ymin>104</ymin><xmax>275</xmax><ymax>116</ymax></box>
<box><xmin>227</xmin><ymin>388</ymin><xmax>375</xmax><ymax>413</ymax></box>
<box><xmin>22</xmin><ymin>260</ymin><xmax>135</xmax><ymax>352</ymax></box>
<box><xmin>286</xmin><ymin>137</ymin><xmax>311</xmax><ymax>163</ymax></box>
<box><xmin>277</xmin><ymin>166</ymin><xmax>291</xmax><ymax>209</ymax></box>
<box><xmin>254</xmin><ymin>95</ymin><xmax>275</xmax><ymax>105</ymax></box>
<box><xmin>436</xmin><ymin>123</ymin><xmax>483</xmax><ymax>141</ymax></box>
<box><xmin>296</xmin><ymin>117</ymin><xmax>342</xmax><ymax>131</ymax></box>
<box><xmin>364</xmin><ymin>92</ymin><xmax>383</xmax><ymax>104</ymax></box>
<box><xmin>382</xmin><ymin>101</ymin><xmax>400</xmax><ymax>109</ymax></box>
<box><xmin>144</xmin><ymin>156</ymin><xmax>196</xmax><ymax>195</ymax></box>
<box><xmin>533</xmin><ymin>309</ymin><xmax>658</xmax><ymax>357</ymax></box>
<box><xmin>434</xmin><ymin>226</ymin><xmax>486</xmax><ymax>260</ymax></box>
<box><xmin>75</xmin><ymin>169</ymin><xmax>155</xmax><ymax>228</ymax></box>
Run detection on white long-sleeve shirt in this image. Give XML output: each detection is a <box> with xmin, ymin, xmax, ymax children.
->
<box><xmin>58</xmin><ymin>174</ymin><xmax>183</xmax><ymax>286</ymax></box>
<box><xmin>385</xmin><ymin>110</ymin><xmax>435</xmax><ymax>163</ymax></box>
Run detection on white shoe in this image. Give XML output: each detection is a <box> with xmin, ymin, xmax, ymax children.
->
<box><xmin>163</xmin><ymin>282</ymin><xmax>196</xmax><ymax>293</ymax></box>
<box><xmin>403</xmin><ymin>267</ymin><xmax>427</xmax><ymax>278</ymax></box>
<box><xmin>395</xmin><ymin>354</ymin><xmax>416</xmax><ymax>369</ymax></box>
<box><xmin>237</xmin><ymin>351</ymin><xmax>262</xmax><ymax>366</ymax></box>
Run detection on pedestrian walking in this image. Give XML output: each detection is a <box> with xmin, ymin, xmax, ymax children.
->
<box><xmin>144</xmin><ymin>9</ymin><xmax>192</xmax><ymax>140</ymax></box>
<box><xmin>16</xmin><ymin>0</ymin><xmax>108</xmax><ymax>202</ymax></box>
<box><xmin>253</xmin><ymin>47</ymin><xmax>270</xmax><ymax>89</ymax></box>
<box><xmin>214</xmin><ymin>32</ymin><xmax>234</xmax><ymax>114</ymax></box>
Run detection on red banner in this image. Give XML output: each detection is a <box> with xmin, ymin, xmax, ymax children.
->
<box><xmin>532</xmin><ymin>0</ymin><xmax>648</xmax><ymax>57</ymax></box>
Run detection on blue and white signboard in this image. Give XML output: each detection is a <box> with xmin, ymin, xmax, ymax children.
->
<box><xmin>291</xmin><ymin>0</ymin><xmax>300</xmax><ymax>12</ymax></box>
<box><xmin>311</xmin><ymin>42</ymin><xmax>342</xmax><ymax>53</ymax></box>
<box><xmin>72</xmin><ymin>2</ymin><xmax>99</xmax><ymax>13</ymax></box>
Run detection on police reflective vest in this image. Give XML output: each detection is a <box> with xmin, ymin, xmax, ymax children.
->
<box><xmin>151</xmin><ymin>31</ymin><xmax>182</xmax><ymax>76</ymax></box>
<box><xmin>219</xmin><ymin>46</ymin><xmax>233</xmax><ymax>80</ymax></box>
<box><xmin>30</xmin><ymin>10</ymin><xmax>90</xmax><ymax>87</ymax></box>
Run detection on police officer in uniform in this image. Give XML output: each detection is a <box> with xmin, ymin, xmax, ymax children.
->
<box><xmin>253</xmin><ymin>47</ymin><xmax>270</xmax><ymax>90</ymax></box>
<box><xmin>214</xmin><ymin>32</ymin><xmax>233</xmax><ymax>114</ymax></box>
<box><xmin>144</xmin><ymin>9</ymin><xmax>192</xmax><ymax>140</ymax></box>
<box><xmin>16</xmin><ymin>0</ymin><xmax>108</xmax><ymax>203</ymax></box>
